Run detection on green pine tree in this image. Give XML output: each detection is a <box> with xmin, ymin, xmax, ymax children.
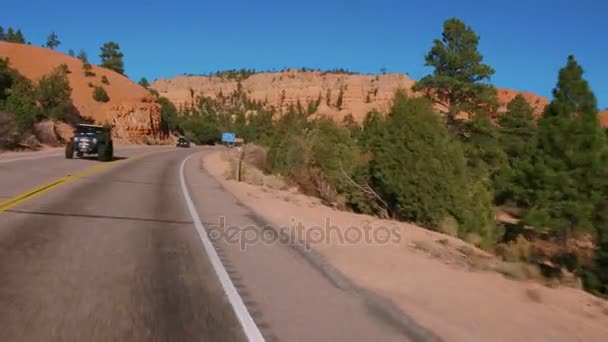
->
<box><xmin>494</xmin><ymin>95</ymin><xmax>538</xmax><ymax>206</ymax></box>
<box><xmin>0</xmin><ymin>26</ymin><xmax>5</xmax><ymax>41</ymax></box>
<box><xmin>13</xmin><ymin>29</ymin><xmax>25</xmax><ymax>43</ymax></box>
<box><xmin>99</xmin><ymin>41</ymin><xmax>125</xmax><ymax>75</ymax></box>
<box><xmin>248</xmin><ymin>109</ymin><xmax>274</xmax><ymax>143</ymax></box>
<box><xmin>341</xmin><ymin>113</ymin><xmax>357</xmax><ymax>128</ymax></box>
<box><xmin>233</xmin><ymin>111</ymin><xmax>248</xmax><ymax>140</ymax></box>
<box><xmin>138</xmin><ymin>77</ymin><xmax>150</xmax><ymax>88</ymax></box>
<box><xmin>77</xmin><ymin>50</ymin><xmax>88</xmax><ymax>63</ymax></box>
<box><xmin>413</xmin><ymin>18</ymin><xmax>497</xmax><ymax>128</ymax></box>
<box><xmin>458</xmin><ymin>114</ymin><xmax>508</xmax><ymax>185</ymax></box>
<box><xmin>370</xmin><ymin>91</ymin><xmax>490</xmax><ymax>237</ymax></box>
<box><xmin>45</xmin><ymin>31</ymin><xmax>60</xmax><ymax>50</ymax></box>
<box><xmin>359</xmin><ymin>111</ymin><xmax>384</xmax><ymax>151</ymax></box>
<box><xmin>6</xmin><ymin>28</ymin><xmax>15</xmax><ymax>42</ymax></box>
<box><xmin>525</xmin><ymin>55</ymin><xmax>607</xmax><ymax>240</ymax></box>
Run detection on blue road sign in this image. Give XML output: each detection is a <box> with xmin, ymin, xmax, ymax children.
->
<box><xmin>221</xmin><ymin>132</ymin><xmax>236</xmax><ymax>143</ymax></box>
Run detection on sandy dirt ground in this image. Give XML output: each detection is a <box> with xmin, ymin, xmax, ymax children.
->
<box><xmin>203</xmin><ymin>150</ymin><xmax>608</xmax><ymax>342</ymax></box>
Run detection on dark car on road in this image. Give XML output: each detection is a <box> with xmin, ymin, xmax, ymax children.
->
<box><xmin>65</xmin><ymin>124</ymin><xmax>114</xmax><ymax>161</ymax></box>
<box><xmin>176</xmin><ymin>136</ymin><xmax>190</xmax><ymax>148</ymax></box>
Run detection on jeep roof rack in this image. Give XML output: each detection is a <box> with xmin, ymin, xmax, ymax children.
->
<box><xmin>76</xmin><ymin>123</ymin><xmax>106</xmax><ymax>129</ymax></box>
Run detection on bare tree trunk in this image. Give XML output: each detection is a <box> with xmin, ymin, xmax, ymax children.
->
<box><xmin>338</xmin><ymin>161</ymin><xmax>392</xmax><ymax>219</ymax></box>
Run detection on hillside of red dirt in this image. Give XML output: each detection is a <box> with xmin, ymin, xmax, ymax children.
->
<box><xmin>0</xmin><ymin>42</ymin><xmax>164</xmax><ymax>142</ymax></box>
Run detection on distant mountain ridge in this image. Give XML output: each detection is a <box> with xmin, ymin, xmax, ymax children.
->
<box><xmin>151</xmin><ymin>68</ymin><xmax>555</xmax><ymax>123</ymax></box>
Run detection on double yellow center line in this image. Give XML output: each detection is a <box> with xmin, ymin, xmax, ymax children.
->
<box><xmin>0</xmin><ymin>150</ymin><xmax>160</xmax><ymax>213</ymax></box>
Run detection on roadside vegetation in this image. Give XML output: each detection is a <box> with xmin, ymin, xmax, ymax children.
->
<box><xmin>170</xmin><ymin>18</ymin><xmax>608</xmax><ymax>297</ymax></box>
<box><xmin>0</xmin><ymin>58</ymin><xmax>75</xmax><ymax>148</ymax></box>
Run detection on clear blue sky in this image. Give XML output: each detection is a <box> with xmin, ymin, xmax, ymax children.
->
<box><xmin>3</xmin><ymin>0</ymin><xmax>607</xmax><ymax>108</ymax></box>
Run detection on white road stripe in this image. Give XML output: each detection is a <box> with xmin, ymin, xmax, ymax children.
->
<box><xmin>179</xmin><ymin>154</ymin><xmax>265</xmax><ymax>342</ymax></box>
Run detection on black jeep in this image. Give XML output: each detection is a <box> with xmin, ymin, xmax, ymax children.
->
<box><xmin>176</xmin><ymin>136</ymin><xmax>190</xmax><ymax>148</ymax></box>
<box><xmin>65</xmin><ymin>124</ymin><xmax>114</xmax><ymax>161</ymax></box>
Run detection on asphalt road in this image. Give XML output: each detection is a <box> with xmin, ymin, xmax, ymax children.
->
<box><xmin>0</xmin><ymin>146</ymin><xmax>426</xmax><ymax>342</ymax></box>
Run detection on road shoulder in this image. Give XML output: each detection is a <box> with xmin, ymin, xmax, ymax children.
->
<box><xmin>186</xmin><ymin>149</ymin><xmax>438</xmax><ymax>342</ymax></box>
<box><xmin>201</xmin><ymin>149</ymin><xmax>608</xmax><ymax>342</ymax></box>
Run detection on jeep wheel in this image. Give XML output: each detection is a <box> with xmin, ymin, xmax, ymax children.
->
<box><xmin>108</xmin><ymin>142</ymin><xmax>114</xmax><ymax>161</ymax></box>
<box><xmin>65</xmin><ymin>141</ymin><xmax>74</xmax><ymax>159</ymax></box>
<box><xmin>97</xmin><ymin>142</ymin><xmax>109</xmax><ymax>162</ymax></box>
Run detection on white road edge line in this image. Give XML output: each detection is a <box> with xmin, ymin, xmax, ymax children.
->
<box><xmin>180</xmin><ymin>154</ymin><xmax>265</xmax><ymax>342</ymax></box>
<box><xmin>0</xmin><ymin>146</ymin><xmax>167</xmax><ymax>164</ymax></box>
<box><xmin>0</xmin><ymin>153</ymin><xmax>62</xmax><ymax>163</ymax></box>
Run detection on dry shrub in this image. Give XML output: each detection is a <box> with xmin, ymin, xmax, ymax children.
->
<box><xmin>457</xmin><ymin>245</ymin><xmax>476</xmax><ymax>257</ymax></box>
<box><xmin>438</xmin><ymin>215</ymin><xmax>459</xmax><ymax>237</ymax></box>
<box><xmin>464</xmin><ymin>233</ymin><xmax>482</xmax><ymax>247</ymax></box>
<box><xmin>412</xmin><ymin>240</ymin><xmax>443</xmax><ymax>259</ymax></box>
<box><xmin>495</xmin><ymin>235</ymin><xmax>532</xmax><ymax>262</ymax></box>
<box><xmin>263</xmin><ymin>174</ymin><xmax>287</xmax><ymax>190</ymax></box>
<box><xmin>225</xmin><ymin>150</ymin><xmax>287</xmax><ymax>190</ymax></box>
<box><xmin>495</xmin><ymin>262</ymin><xmax>540</xmax><ymax>281</ymax></box>
<box><xmin>0</xmin><ymin>112</ymin><xmax>19</xmax><ymax>150</ymax></box>
<box><xmin>308</xmin><ymin>165</ymin><xmax>340</xmax><ymax>206</ymax></box>
<box><xmin>241</xmin><ymin>165</ymin><xmax>264</xmax><ymax>186</ymax></box>
<box><xmin>467</xmin><ymin>255</ymin><xmax>495</xmax><ymax>272</ymax></box>
<box><xmin>243</xmin><ymin>144</ymin><xmax>267</xmax><ymax>171</ymax></box>
<box><xmin>226</xmin><ymin>159</ymin><xmax>237</xmax><ymax>180</ymax></box>
<box><xmin>436</xmin><ymin>238</ymin><xmax>449</xmax><ymax>246</ymax></box>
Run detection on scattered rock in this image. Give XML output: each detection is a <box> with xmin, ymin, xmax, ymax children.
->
<box><xmin>33</xmin><ymin>120</ymin><xmax>60</xmax><ymax>146</ymax></box>
<box><xmin>525</xmin><ymin>287</ymin><xmax>543</xmax><ymax>303</ymax></box>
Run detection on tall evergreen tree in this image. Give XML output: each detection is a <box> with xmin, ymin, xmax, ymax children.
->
<box><xmin>45</xmin><ymin>31</ymin><xmax>60</xmax><ymax>50</ymax></box>
<box><xmin>341</xmin><ymin>113</ymin><xmax>358</xmax><ymax>133</ymax></box>
<box><xmin>77</xmin><ymin>50</ymin><xmax>88</xmax><ymax>63</ymax></box>
<box><xmin>233</xmin><ymin>111</ymin><xmax>248</xmax><ymax>140</ymax></box>
<box><xmin>359</xmin><ymin>111</ymin><xmax>384</xmax><ymax>151</ymax></box>
<box><xmin>525</xmin><ymin>55</ymin><xmax>607</xmax><ymax>240</ymax></box>
<box><xmin>458</xmin><ymin>114</ymin><xmax>508</xmax><ymax>186</ymax></box>
<box><xmin>413</xmin><ymin>18</ymin><xmax>497</xmax><ymax>129</ymax></box>
<box><xmin>370</xmin><ymin>91</ymin><xmax>493</xmax><ymax>239</ymax></box>
<box><xmin>138</xmin><ymin>77</ymin><xmax>150</xmax><ymax>88</ymax></box>
<box><xmin>13</xmin><ymin>29</ymin><xmax>25</xmax><ymax>43</ymax></box>
<box><xmin>68</xmin><ymin>49</ymin><xmax>75</xmax><ymax>57</ymax></box>
<box><xmin>248</xmin><ymin>109</ymin><xmax>274</xmax><ymax>143</ymax></box>
<box><xmin>99</xmin><ymin>41</ymin><xmax>124</xmax><ymax>75</ymax></box>
<box><xmin>0</xmin><ymin>26</ymin><xmax>5</xmax><ymax>41</ymax></box>
<box><xmin>494</xmin><ymin>95</ymin><xmax>538</xmax><ymax>206</ymax></box>
<box><xmin>6</xmin><ymin>28</ymin><xmax>15</xmax><ymax>42</ymax></box>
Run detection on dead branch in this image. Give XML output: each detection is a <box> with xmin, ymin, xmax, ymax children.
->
<box><xmin>338</xmin><ymin>161</ymin><xmax>392</xmax><ymax>219</ymax></box>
